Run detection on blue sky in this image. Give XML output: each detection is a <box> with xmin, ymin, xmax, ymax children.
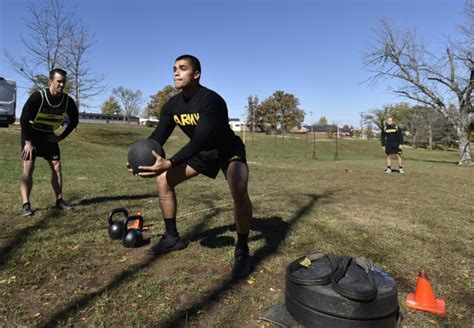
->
<box><xmin>0</xmin><ymin>0</ymin><xmax>465</xmax><ymax>126</ymax></box>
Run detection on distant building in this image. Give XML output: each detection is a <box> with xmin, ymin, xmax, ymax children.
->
<box><xmin>290</xmin><ymin>126</ymin><xmax>309</xmax><ymax>134</ymax></box>
<box><xmin>78</xmin><ymin>112</ymin><xmax>139</xmax><ymax>125</ymax></box>
<box><xmin>303</xmin><ymin>124</ymin><xmax>354</xmax><ymax>137</ymax></box>
<box><xmin>339</xmin><ymin>125</ymin><xmax>353</xmax><ymax>137</ymax></box>
<box><xmin>229</xmin><ymin>118</ymin><xmax>249</xmax><ymax>132</ymax></box>
<box><xmin>139</xmin><ymin>117</ymin><xmax>159</xmax><ymax>127</ymax></box>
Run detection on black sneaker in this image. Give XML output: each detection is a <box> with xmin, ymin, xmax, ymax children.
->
<box><xmin>231</xmin><ymin>248</ymin><xmax>252</xmax><ymax>279</ymax></box>
<box><xmin>21</xmin><ymin>203</ymin><xmax>34</xmax><ymax>217</ymax></box>
<box><xmin>56</xmin><ymin>199</ymin><xmax>72</xmax><ymax>211</ymax></box>
<box><xmin>149</xmin><ymin>232</ymin><xmax>188</xmax><ymax>255</ymax></box>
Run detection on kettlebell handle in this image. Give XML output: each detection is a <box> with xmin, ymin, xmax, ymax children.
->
<box><xmin>123</xmin><ymin>214</ymin><xmax>144</xmax><ymax>231</ymax></box>
<box><xmin>108</xmin><ymin>208</ymin><xmax>129</xmax><ymax>225</ymax></box>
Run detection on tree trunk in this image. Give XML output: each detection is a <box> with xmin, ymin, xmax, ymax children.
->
<box><xmin>428</xmin><ymin>121</ymin><xmax>433</xmax><ymax>151</ymax></box>
<box><xmin>412</xmin><ymin>130</ymin><xmax>417</xmax><ymax>149</ymax></box>
<box><xmin>274</xmin><ymin>132</ymin><xmax>277</xmax><ymax>158</ymax></box>
<box><xmin>456</xmin><ymin>119</ymin><xmax>472</xmax><ymax>165</ymax></box>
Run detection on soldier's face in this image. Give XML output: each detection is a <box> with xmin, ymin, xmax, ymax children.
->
<box><xmin>49</xmin><ymin>73</ymin><xmax>66</xmax><ymax>96</ymax></box>
<box><xmin>173</xmin><ymin>59</ymin><xmax>200</xmax><ymax>89</ymax></box>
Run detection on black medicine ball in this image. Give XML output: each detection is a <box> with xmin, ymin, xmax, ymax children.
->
<box><xmin>128</xmin><ymin>139</ymin><xmax>165</xmax><ymax>174</ymax></box>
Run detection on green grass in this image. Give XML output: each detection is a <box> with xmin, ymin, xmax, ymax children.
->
<box><xmin>0</xmin><ymin>124</ymin><xmax>472</xmax><ymax>327</ymax></box>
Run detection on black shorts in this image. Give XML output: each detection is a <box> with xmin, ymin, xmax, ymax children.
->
<box><xmin>187</xmin><ymin>138</ymin><xmax>247</xmax><ymax>179</ymax></box>
<box><xmin>21</xmin><ymin>130</ymin><xmax>60</xmax><ymax>160</ymax></box>
<box><xmin>385</xmin><ymin>144</ymin><xmax>402</xmax><ymax>155</ymax></box>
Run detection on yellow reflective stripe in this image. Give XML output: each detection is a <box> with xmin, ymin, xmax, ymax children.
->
<box><xmin>33</xmin><ymin>118</ymin><xmax>63</xmax><ymax>124</ymax></box>
<box><xmin>36</xmin><ymin>113</ymin><xmax>64</xmax><ymax>120</ymax></box>
<box><xmin>32</xmin><ymin>126</ymin><xmax>54</xmax><ymax>132</ymax></box>
<box><xmin>32</xmin><ymin>90</ymin><xmax>45</xmax><ymax>123</ymax></box>
<box><xmin>33</xmin><ymin>120</ymin><xmax>61</xmax><ymax>127</ymax></box>
<box><xmin>34</xmin><ymin>119</ymin><xmax>62</xmax><ymax>125</ymax></box>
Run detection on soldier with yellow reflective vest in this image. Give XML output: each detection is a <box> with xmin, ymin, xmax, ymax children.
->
<box><xmin>381</xmin><ymin>117</ymin><xmax>404</xmax><ymax>174</ymax></box>
<box><xmin>19</xmin><ymin>68</ymin><xmax>79</xmax><ymax>216</ymax></box>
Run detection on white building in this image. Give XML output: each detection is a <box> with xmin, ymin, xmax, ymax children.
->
<box><xmin>229</xmin><ymin>118</ymin><xmax>249</xmax><ymax>132</ymax></box>
<box><xmin>139</xmin><ymin>117</ymin><xmax>159</xmax><ymax>126</ymax></box>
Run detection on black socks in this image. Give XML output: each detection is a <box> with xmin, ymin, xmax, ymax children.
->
<box><xmin>164</xmin><ymin>218</ymin><xmax>249</xmax><ymax>253</ymax></box>
<box><xmin>236</xmin><ymin>232</ymin><xmax>249</xmax><ymax>254</ymax></box>
<box><xmin>164</xmin><ymin>218</ymin><xmax>178</xmax><ymax>237</ymax></box>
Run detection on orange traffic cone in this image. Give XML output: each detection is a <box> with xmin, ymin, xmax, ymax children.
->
<box><xmin>405</xmin><ymin>271</ymin><xmax>446</xmax><ymax>315</ymax></box>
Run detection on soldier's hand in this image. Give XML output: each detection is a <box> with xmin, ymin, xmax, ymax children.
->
<box><xmin>22</xmin><ymin>142</ymin><xmax>35</xmax><ymax>161</ymax></box>
<box><xmin>137</xmin><ymin>150</ymin><xmax>171</xmax><ymax>178</ymax></box>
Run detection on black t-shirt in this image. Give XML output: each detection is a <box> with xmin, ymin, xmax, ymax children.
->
<box><xmin>381</xmin><ymin>124</ymin><xmax>403</xmax><ymax>146</ymax></box>
<box><xmin>20</xmin><ymin>89</ymin><xmax>79</xmax><ymax>140</ymax></box>
<box><xmin>149</xmin><ymin>86</ymin><xmax>241</xmax><ymax>166</ymax></box>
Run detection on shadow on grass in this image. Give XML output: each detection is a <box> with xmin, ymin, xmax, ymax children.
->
<box><xmin>75</xmin><ymin>193</ymin><xmax>156</xmax><ymax>206</ymax></box>
<box><xmin>40</xmin><ymin>203</ymin><xmax>221</xmax><ymax>327</ymax></box>
<box><xmin>0</xmin><ymin>209</ymin><xmax>65</xmax><ymax>268</ymax></box>
<box><xmin>40</xmin><ymin>192</ymin><xmax>333</xmax><ymax>327</ymax></box>
<box><xmin>157</xmin><ymin>192</ymin><xmax>332</xmax><ymax>328</ymax></box>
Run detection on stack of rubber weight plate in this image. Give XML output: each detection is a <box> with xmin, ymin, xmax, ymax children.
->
<box><xmin>285</xmin><ymin>252</ymin><xmax>401</xmax><ymax>328</ymax></box>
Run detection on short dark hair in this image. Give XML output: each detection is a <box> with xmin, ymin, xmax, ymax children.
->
<box><xmin>175</xmin><ymin>55</ymin><xmax>201</xmax><ymax>73</ymax></box>
<box><xmin>49</xmin><ymin>68</ymin><xmax>67</xmax><ymax>80</ymax></box>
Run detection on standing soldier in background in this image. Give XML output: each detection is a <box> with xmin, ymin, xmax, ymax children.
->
<box><xmin>20</xmin><ymin>68</ymin><xmax>79</xmax><ymax>216</ymax></box>
<box><xmin>381</xmin><ymin>117</ymin><xmax>404</xmax><ymax>174</ymax></box>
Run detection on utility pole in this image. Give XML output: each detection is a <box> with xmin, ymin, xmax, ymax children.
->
<box><xmin>251</xmin><ymin>107</ymin><xmax>255</xmax><ymax>142</ymax></box>
<box><xmin>334</xmin><ymin>125</ymin><xmax>340</xmax><ymax>160</ymax></box>
<box><xmin>305</xmin><ymin>128</ymin><xmax>308</xmax><ymax>159</ymax></box>
<box><xmin>309</xmin><ymin>111</ymin><xmax>316</xmax><ymax>159</ymax></box>
<box><xmin>359</xmin><ymin>112</ymin><xmax>364</xmax><ymax>139</ymax></box>
<box><xmin>313</xmin><ymin>126</ymin><xmax>316</xmax><ymax>159</ymax></box>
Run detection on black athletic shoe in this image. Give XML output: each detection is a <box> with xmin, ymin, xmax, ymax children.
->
<box><xmin>56</xmin><ymin>199</ymin><xmax>72</xmax><ymax>211</ymax></box>
<box><xmin>21</xmin><ymin>203</ymin><xmax>34</xmax><ymax>217</ymax></box>
<box><xmin>149</xmin><ymin>232</ymin><xmax>188</xmax><ymax>255</ymax></box>
<box><xmin>231</xmin><ymin>248</ymin><xmax>252</xmax><ymax>279</ymax></box>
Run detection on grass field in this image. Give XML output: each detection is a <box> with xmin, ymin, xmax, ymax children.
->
<box><xmin>0</xmin><ymin>123</ymin><xmax>472</xmax><ymax>327</ymax></box>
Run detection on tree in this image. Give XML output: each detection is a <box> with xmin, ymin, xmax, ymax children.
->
<box><xmin>363</xmin><ymin>4</ymin><xmax>474</xmax><ymax>165</ymax></box>
<box><xmin>4</xmin><ymin>0</ymin><xmax>105</xmax><ymax>110</ymax></box>
<box><xmin>245</xmin><ymin>95</ymin><xmax>259</xmax><ymax>134</ymax></box>
<box><xmin>101</xmin><ymin>96</ymin><xmax>122</xmax><ymax>115</ymax></box>
<box><xmin>315</xmin><ymin>116</ymin><xmax>328</xmax><ymax>126</ymax></box>
<box><xmin>365</xmin><ymin>103</ymin><xmax>410</xmax><ymax>131</ymax></box>
<box><xmin>63</xmin><ymin>18</ymin><xmax>106</xmax><ymax>110</ymax></box>
<box><xmin>143</xmin><ymin>85</ymin><xmax>179</xmax><ymax>118</ymax></box>
<box><xmin>366</xmin><ymin>102</ymin><xmax>455</xmax><ymax>149</ymax></box>
<box><xmin>253</xmin><ymin>91</ymin><xmax>304</xmax><ymax>135</ymax></box>
<box><xmin>112</xmin><ymin>87</ymin><xmax>143</xmax><ymax>123</ymax></box>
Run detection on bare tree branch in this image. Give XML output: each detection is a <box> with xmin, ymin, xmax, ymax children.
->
<box><xmin>4</xmin><ymin>0</ymin><xmax>105</xmax><ymax>109</ymax></box>
<box><xmin>363</xmin><ymin>11</ymin><xmax>473</xmax><ymax>164</ymax></box>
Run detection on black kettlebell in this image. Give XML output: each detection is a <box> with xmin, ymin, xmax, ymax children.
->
<box><xmin>122</xmin><ymin>214</ymin><xmax>145</xmax><ymax>248</ymax></box>
<box><xmin>108</xmin><ymin>208</ymin><xmax>129</xmax><ymax>240</ymax></box>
